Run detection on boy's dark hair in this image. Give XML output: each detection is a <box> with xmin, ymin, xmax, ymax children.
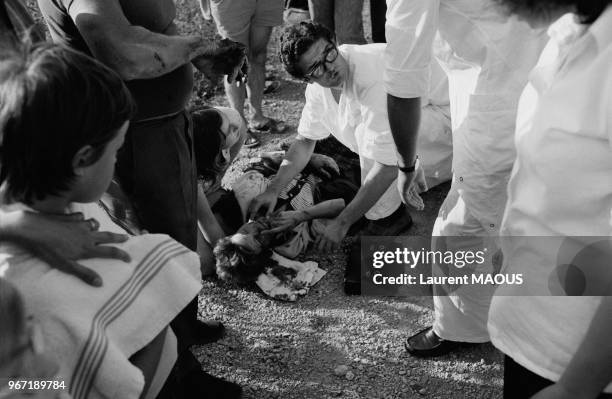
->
<box><xmin>0</xmin><ymin>42</ymin><xmax>135</xmax><ymax>203</ymax></box>
<box><xmin>192</xmin><ymin>107</ymin><xmax>225</xmax><ymax>183</ymax></box>
<box><xmin>496</xmin><ymin>0</ymin><xmax>612</xmax><ymax>24</ymax></box>
<box><xmin>213</xmin><ymin>237</ymin><xmax>270</xmax><ymax>284</ymax></box>
<box><xmin>279</xmin><ymin>21</ymin><xmax>334</xmax><ymax>79</ymax></box>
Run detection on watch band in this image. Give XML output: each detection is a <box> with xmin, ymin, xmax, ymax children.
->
<box><xmin>397</xmin><ymin>156</ymin><xmax>419</xmax><ymax>173</ymax></box>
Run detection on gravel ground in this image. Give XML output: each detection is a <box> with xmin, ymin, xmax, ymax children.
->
<box><xmin>26</xmin><ymin>0</ymin><xmax>504</xmax><ymax>397</ymax></box>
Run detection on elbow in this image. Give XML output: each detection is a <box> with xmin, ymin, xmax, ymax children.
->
<box><xmin>112</xmin><ymin>59</ymin><xmax>144</xmax><ymax>81</ymax></box>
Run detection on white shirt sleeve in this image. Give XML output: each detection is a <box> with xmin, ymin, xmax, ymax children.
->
<box><xmin>297</xmin><ymin>84</ymin><xmax>331</xmax><ymax>141</ymax></box>
<box><xmin>357</xmin><ymin>82</ymin><xmax>398</xmax><ymax>166</ymax></box>
<box><xmin>384</xmin><ymin>0</ymin><xmax>440</xmax><ymax>99</ymax></box>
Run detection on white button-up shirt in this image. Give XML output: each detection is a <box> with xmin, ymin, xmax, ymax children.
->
<box><xmin>489</xmin><ymin>8</ymin><xmax>612</xmax><ymax>391</ymax></box>
<box><xmin>384</xmin><ymin>0</ymin><xmax>547</xmax><ymax>231</ymax></box>
<box><xmin>298</xmin><ymin>44</ymin><xmax>451</xmax><ymax>219</ymax></box>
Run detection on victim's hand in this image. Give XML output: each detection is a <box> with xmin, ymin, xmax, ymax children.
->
<box><xmin>11</xmin><ymin>211</ymin><xmax>131</xmax><ymax>286</ymax></box>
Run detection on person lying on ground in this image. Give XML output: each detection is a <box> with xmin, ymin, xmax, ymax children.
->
<box><xmin>214</xmin><ymin>196</ymin><xmax>345</xmax><ymax>284</ymax></box>
<box><xmin>211</xmin><ymin>156</ymin><xmax>351</xmax><ymax>299</ymax></box>
<box><xmin>199</xmin><ymin>149</ymin><xmax>354</xmax><ymax>273</ymax></box>
<box><xmin>249</xmin><ymin>22</ymin><xmax>453</xmax><ymax>253</ymax></box>
<box><xmin>0</xmin><ymin>42</ymin><xmax>204</xmax><ymax>399</ymax></box>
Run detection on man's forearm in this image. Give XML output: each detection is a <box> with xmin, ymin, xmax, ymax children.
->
<box><xmin>387</xmin><ymin>94</ymin><xmax>422</xmax><ymax>167</ymax></box>
<box><xmin>267</xmin><ymin>137</ymin><xmax>316</xmax><ymax>195</ymax></box>
<box><xmin>116</xmin><ymin>27</ymin><xmax>207</xmax><ymax>80</ymax></box>
<box><xmin>336</xmin><ymin>162</ymin><xmax>397</xmax><ymax>227</ymax></box>
<box><xmin>557</xmin><ymin>296</ymin><xmax>612</xmax><ymax>398</ymax></box>
<box><xmin>300</xmin><ymin>199</ymin><xmax>345</xmax><ymax>222</ymax></box>
<box><xmin>75</xmin><ymin>11</ymin><xmax>209</xmax><ymax>81</ymax></box>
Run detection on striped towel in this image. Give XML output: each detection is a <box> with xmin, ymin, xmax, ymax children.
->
<box><xmin>0</xmin><ymin>202</ymin><xmax>202</xmax><ymax>399</ymax></box>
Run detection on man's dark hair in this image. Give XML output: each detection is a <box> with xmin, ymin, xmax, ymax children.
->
<box><xmin>0</xmin><ymin>42</ymin><xmax>135</xmax><ymax>203</ymax></box>
<box><xmin>280</xmin><ymin>21</ymin><xmax>334</xmax><ymax>79</ymax></box>
<box><xmin>192</xmin><ymin>107</ymin><xmax>225</xmax><ymax>183</ymax></box>
<box><xmin>496</xmin><ymin>0</ymin><xmax>612</xmax><ymax>24</ymax></box>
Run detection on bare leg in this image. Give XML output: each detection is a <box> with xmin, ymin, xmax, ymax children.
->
<box><xmin>130</xmin><ymin>328</ymin><xmax>167</xmax><ymax>399</ymax></box>
<box><xmin>224</xmin><ymin>78</ymin><xmax>247</xmax><ymax>122</ymax></box>
<box><xmin>246</xmin><ymin>25</ymin><xmax>273</xmax><ymax>126</ymax></box>
<box><xmin>334</xmin><ymin>0</ymin><xmax>366</xmax><ymax>44</ymax></box>
<box><xmin>308</xmin><ymin>0</ymin><xmax>334</xmax><ymax>33</ymax></box>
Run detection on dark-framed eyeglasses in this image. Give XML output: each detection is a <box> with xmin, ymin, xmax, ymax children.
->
<box><xmin>303</xmin><ymin>44</ymin><xmax>339</xmax><ymax>82</ymax></box>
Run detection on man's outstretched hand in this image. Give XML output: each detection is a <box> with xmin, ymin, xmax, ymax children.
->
<box><xmin>193</xmin><ymin>38</ymin><xmax>248</xmax><ymax>86</ymax></box>
<box><xmin>248</xmin><ymin>190</ymin><xmax>279</xmax><ymax>220</ymax></box>
<box><xmin>398</xmin><ymin>161</ymin><xmax>428</xmax><ymax>211</ymax></box>
<box><xmin>4</xmin><ymin>211</ymin><xmax>131</xmax><ymax>287</ymax></box>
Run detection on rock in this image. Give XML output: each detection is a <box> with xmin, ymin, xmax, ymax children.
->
<box><xmin>334</xmin><ymin>365</ymin><xmax>350</xmax><ymax>376</ymax></box>
<box><xmin>345</xmin><ymin>371</ymin><xmax>355</xmax><ymax>381</ymax></box>
<box><xmin>399</xmin><ymin>370</ymin><xmax>406</xmax><ymax>376</ymax></box>
<box><xmin>419</xmin><ymin>388</ymin><xmax>427</xmax><ymax>395</ymax></box>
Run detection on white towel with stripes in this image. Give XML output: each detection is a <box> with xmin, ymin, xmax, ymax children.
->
<box><xmin>0</xmin><ymin>202</ymin><xmax>202</xmax><ymax>399</ymax></box>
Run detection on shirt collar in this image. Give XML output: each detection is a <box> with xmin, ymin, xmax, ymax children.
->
<box><xmin>547</xmin><ymin>13</ymin><xmax>584</xmax><ymax>47</ymax></box>
<box><xmin>588</xmin><ymin>4</ymin><xmax>612</xmax><ymax>51</ymax></box>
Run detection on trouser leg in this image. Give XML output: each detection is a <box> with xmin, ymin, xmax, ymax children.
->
<box><xmin>430</xmin><ymin>184</ymin><xmax>496</xmax><ymax>343</ymax></box>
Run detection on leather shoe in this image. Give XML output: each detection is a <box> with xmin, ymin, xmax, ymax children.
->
<box><xmin>193</xmin><ymin>319</ymin><xmax>225</xmax><ymax>345</ymax></box>
<box><xmin>404</xmin><ymin>326</ymin><xmax>477</xmax><ymax>358</ymax></box>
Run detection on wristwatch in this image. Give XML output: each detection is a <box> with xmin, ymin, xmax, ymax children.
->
<box><xmin>397</xmin><ymin>156</ymin><xmax>419</xmax><ymax>173</ymax></box>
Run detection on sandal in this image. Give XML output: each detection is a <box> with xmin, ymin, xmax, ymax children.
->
<box><xmin>263</xmin><ymin>80</ymin><xmax>281</xmax><ymax>95</ymax></box>
<box><xmin>249</xmin><ymin>117</ymin><xmax>288</xmax><ymax>134</ymax></box>
<box><xmin>243</xmin><ymin>130</ymin><xmax>260</xmax><ymax>148</ymax></box>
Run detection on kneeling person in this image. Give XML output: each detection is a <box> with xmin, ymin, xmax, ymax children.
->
<box><xmin>250</xmin><ymin>22</ymin><xmax>452</xmax><ymax>251</ymax></box>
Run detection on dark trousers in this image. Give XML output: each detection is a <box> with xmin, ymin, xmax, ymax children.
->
<box><xmin>369</xmin><ymin>0</ymin><xmax>386</xmax><ymax>43</ymax></box>
<box><xmin>116</xmin><ymin>110</ymin><xmax>202</xmax><ymax>397</ymax></box>
<box><xmin>116</xmin><ymin>110</ymin><xmax>198</xmax><ymax>252</ymax></box>
<box><xmin>504</xmin><ymin>356</ymin><xmax>612</xmax><ymax>398</ymax></box>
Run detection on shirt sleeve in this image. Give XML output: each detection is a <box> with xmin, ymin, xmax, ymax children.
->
<box><xmin>357</xmin><ymin>81</ymin><xmax>399</xmax><ymax>166</ymax></box>
<box><xmin>384</xmin><ymin>0</ymin><xmax>440</xmax><ymax>99</ymax></box>
<box><xmin>297</xmin><ymin>84</ymin><xmax>331</xmax><ymax>141</ymax></box>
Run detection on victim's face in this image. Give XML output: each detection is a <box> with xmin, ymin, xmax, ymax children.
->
<box><xmin>230</xmin><ymin>219</ymin><xmax>273</xmax><ymax>254</ymax></box>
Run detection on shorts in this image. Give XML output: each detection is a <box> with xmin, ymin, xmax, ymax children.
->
<box><xmin>210</xmin><ymin>0</ymin><xmax>284</xmax><ymax>45</ymax></box>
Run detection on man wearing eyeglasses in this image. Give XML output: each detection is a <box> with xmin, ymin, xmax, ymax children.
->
<box><xmin>249</xmin><ymin>22</ymin><xmax>452</xmax><ymax>256</ymax></box>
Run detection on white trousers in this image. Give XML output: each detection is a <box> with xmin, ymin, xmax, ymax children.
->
<box><xmin>431</xmin><ymin>182</ymin><xmax>501</xmax><ymax>342</ymax></box>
